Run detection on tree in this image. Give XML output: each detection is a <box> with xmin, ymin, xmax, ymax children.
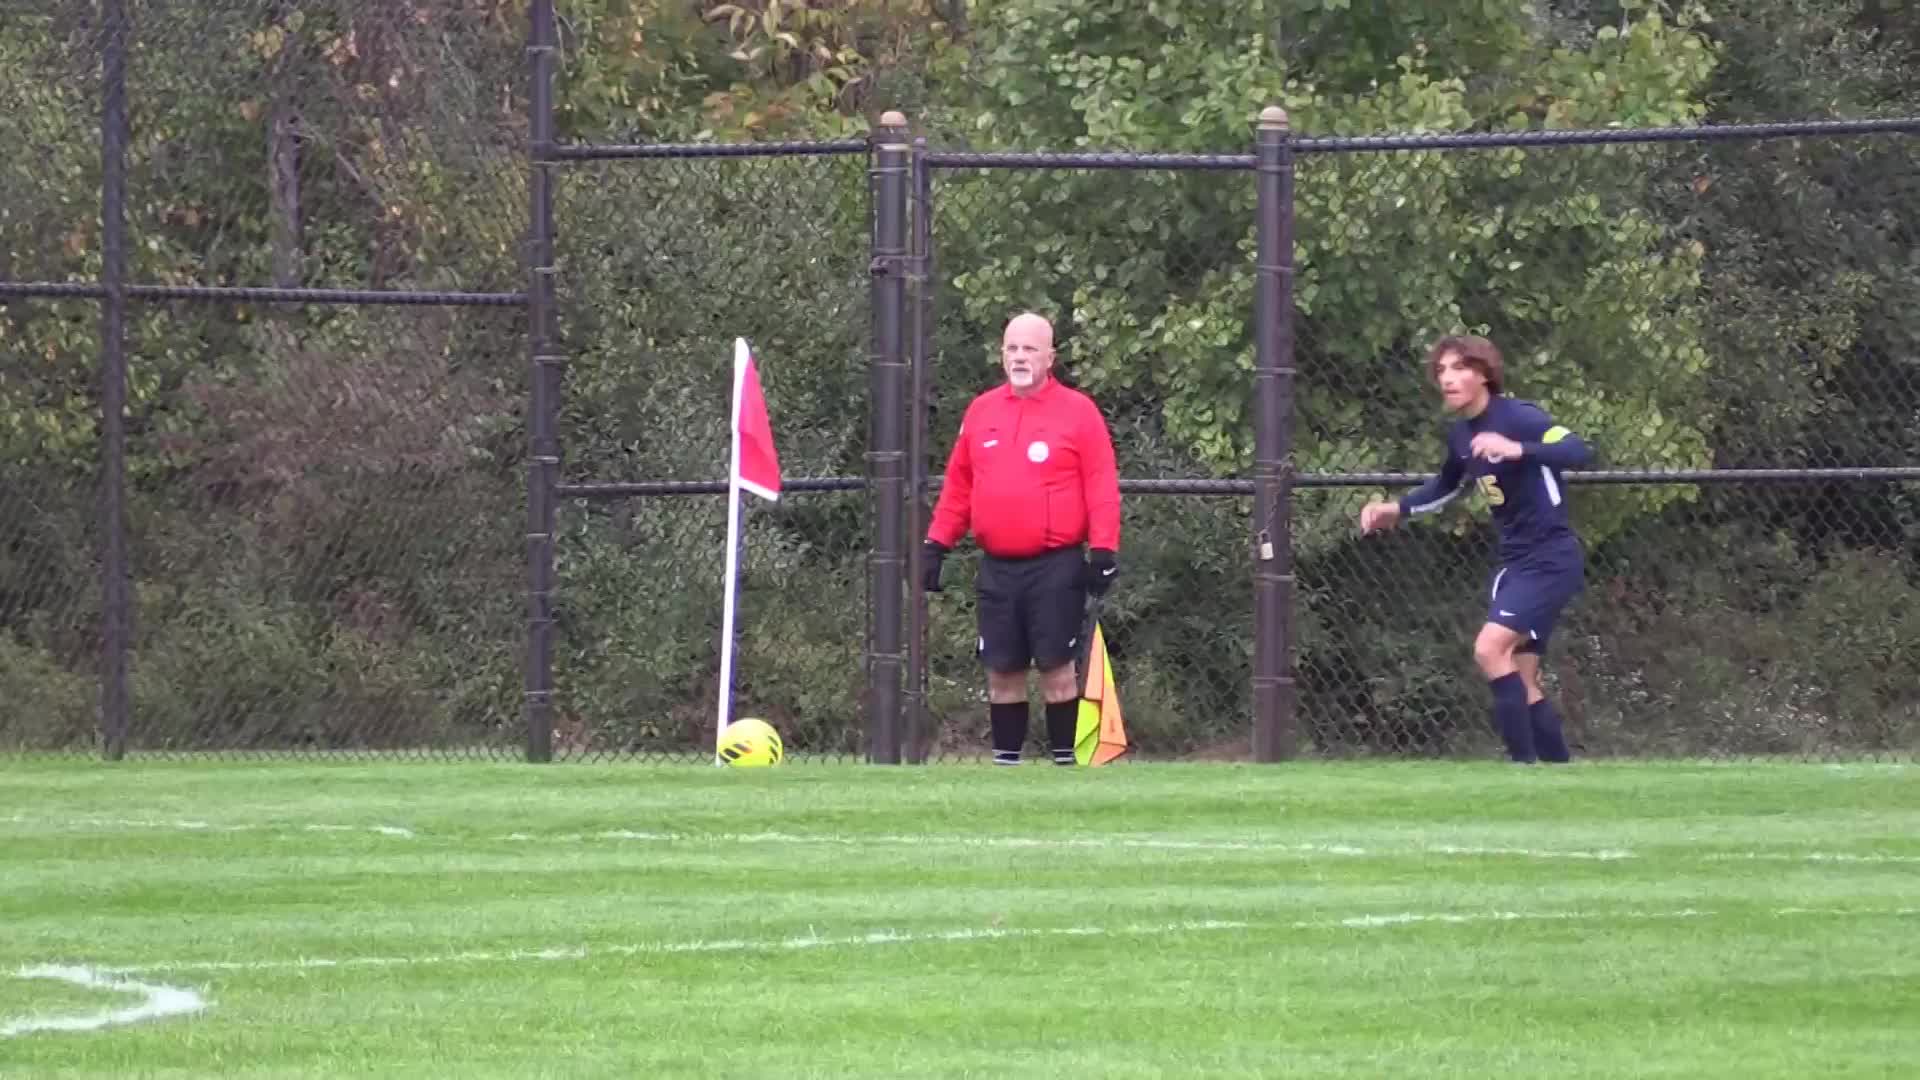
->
<box><xmin>923</xmin><ymin>0</ymin><xmax>1719</xmax><ymax>549</ymax></box>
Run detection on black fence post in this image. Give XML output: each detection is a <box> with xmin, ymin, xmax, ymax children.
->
<box><xmin>98</xmin><ymin>0</ymin><xmax>130</xmax><ymax>762</ymax></box>
<box><xmin>1252</xmin><ymin>106</ymin><xmax>1299</xmax><ymax>762</ymax></box>
<box><xmin>867</xmin><ymin>111</ymin><xmax>911</xmax><ymax>765</ymax></box>
<box><xmin>904</xmin><ymin>134</ymin><xmax>933</xmax><ymax>765</ymax></box>
<box><xmin>524</xmin><ymin>0</ymin><xmax>560</xmax><ymax>762</ymax></box>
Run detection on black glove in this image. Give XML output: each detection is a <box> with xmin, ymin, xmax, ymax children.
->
<box><xmin>921</xmin><ymin>541</ymin><xmax>949</xmax><ymax>593</ymax></box>
<box><xmin>1081</xmin><ymin>548</ymin><xmax>1118</xmax><ymax>597</ymax></box>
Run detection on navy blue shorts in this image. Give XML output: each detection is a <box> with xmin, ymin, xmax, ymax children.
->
<box><xmin>976</xmin><ymin>546</ymin><xmax>1086</xmax><ymax>673</ymax></box>
<box><xmin>1487</xmin><ymin>558</ymin><xmax>1584</xmax><ymax>655</ymax></box>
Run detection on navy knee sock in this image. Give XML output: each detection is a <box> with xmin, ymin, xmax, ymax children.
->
<box><xmin>1530</xmin><ymin>698</ymin><xmax>1571</xmax><ymax>763</ymax></box>
<box><xmin>990</xmin><ymin>701</ymin><xmax>1027</xmax><ymax>765</ymax></box>
<box><xmin>1489</xmin><ymin>673</ymin><xmax>1536</xmax><ymax>763</ymax></box>
<box><xmin>1044</xmin><ymin>700</ymin><xmax>1078</xmax><ymax>765</ymax></box>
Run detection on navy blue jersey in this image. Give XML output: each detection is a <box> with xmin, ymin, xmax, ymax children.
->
<box><xmin>1397</xmin><ymin>396</ymin><xmax>1593</xmax><ymax>565</ymax></box>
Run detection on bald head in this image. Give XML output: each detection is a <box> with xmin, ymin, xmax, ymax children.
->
<box><xmin>1000</xmin><ymin>312</ymin><xmax>1055</xmax><ymax>395</ymax></box>
<box><xmin>1005</xmin><ymin>312</ymin><xmax>1054</xmax><ymax>349</ymax></box>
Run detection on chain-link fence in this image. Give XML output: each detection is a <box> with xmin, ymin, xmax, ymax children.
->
<box><xmin>911</xmin><ymin>161</ymin><xmax>1260</xmax><ymax>761</ymax></box>
<box><xmin>894</xmin><ymin>120</ymin><xmax>1919</xmax><ymax>764</ymax></box>
<box><xmin>547</xmin><ymin>150</ymin><xmax>874</xmax><ymax>760</ymax></box>
<box><xmin>5</xmin><ymin>3</ymin><xmax>1918</xmax><ymax>763</ymax></box>
<box><xmin>3</xmin><ymin>0</ymin><xmax>527</xmax><ymax>756</ymax></box>
<box><xmin>1291</xmin><ymin>129</ymin><xmax>1920</xmax><ymax>760</ymax></box>
<box><xmin>1</xmin><ymin>7</ymin><xmax>109</xmax><ymax>752</ymax></box>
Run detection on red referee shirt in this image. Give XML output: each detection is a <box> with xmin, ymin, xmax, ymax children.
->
<box><xmin>926</xmin><ymin>377</ymin><xmax>1121</xmax><ymax>559</ymax></box>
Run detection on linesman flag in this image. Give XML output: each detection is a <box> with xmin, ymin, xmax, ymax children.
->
<box><xmin>716</xmin><ymin>338</ymin><xmax>781</xmax><ymax>762</ymax></box>
<box><xmin>1074</xmin><ymin>596</ymin><xmax>1129</xmax><ymax>766</ymax></box>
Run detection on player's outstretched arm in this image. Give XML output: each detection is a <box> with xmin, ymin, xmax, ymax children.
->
<box><xmin>1360</xmin><ymin>451</ymin><xmax>1465</xmax><ymax>534</ymax></box>
<box><xmin>1397</xmin><ymin>451</ymin><xmax>1468</xmax><ymax>518</ymax></box>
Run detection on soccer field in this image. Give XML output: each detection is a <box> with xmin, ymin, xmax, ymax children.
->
<box><xmin>3</xmin><ymin>759</ymin><xmax>1916</xmax><ymax>1078</ymax></box>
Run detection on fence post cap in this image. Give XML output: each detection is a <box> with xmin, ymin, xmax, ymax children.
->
<box><xmin>1259</xmin><ymin>106</ymin><xmax>1290</xmax><ymax>128</ymax></box>
<box><xmin>880</xmin><ymin>110</ymin><xmax>908</xmax><ymax>128</ymax></box>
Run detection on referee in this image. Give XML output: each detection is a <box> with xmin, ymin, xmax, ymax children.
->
<box><xmin>921</xmin><ymin>312</ymin><xmax>1122</xmax><ymax>765</ymax></box>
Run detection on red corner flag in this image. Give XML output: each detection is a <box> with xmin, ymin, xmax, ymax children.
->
<box><xmin>732</xmin><ymin>338</ymin><xmax>781</xmax><ymax>502</ymax></box>
<box><xmin>717</xmin><ymin>338</ymin><xmax>780</xmax><ymax>762</ymax></box>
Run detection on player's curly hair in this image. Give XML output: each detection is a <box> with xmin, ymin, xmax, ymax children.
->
<box><xmin>1427</xmin><ymin>334</ymin><xmax>1504</xmax><ymax>395</ymax></box>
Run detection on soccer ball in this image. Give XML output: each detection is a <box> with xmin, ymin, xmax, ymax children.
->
<box><xmin>717</xmin><ymin>717</ymin><xmax>783</xmax><ymax>767</ymax></box>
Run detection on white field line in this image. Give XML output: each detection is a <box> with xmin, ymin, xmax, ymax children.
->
<box><xmin>1702</xmin><ymin>851</ymin><xmax>1920</xmax><ymax>865</ymax></box>
<box><xmin>21</xmin><ymin>906</ymin><xmax>1917</xmax><ymax>986</ymax></box>
<box><xmin>1</xmin><ymin>965</ymin><xmax>207</xmax><ymax>1038</ymax></box>
<box><xmin>505</xmin><ymin>829</ymin><xmax>1640</xmax><ymax>861</ymax></box>
<box><xmin>2</xmin><ymin>815</ymin><xmax>413</xmax><ymax>839</ymax></box>
<box><xmin>1317</xmin><ymin>906</ymin><xmax>1913</xmax><ymax>930</ymax></box>
<box><xmin>9</xmin><ymin>815</ymin><xmax>1918</xmax><ymax>866</ymax></box>
<box><xmin>86</xmin><ymin>920</ymin><xmax>1254</xmax><ymax>976</ymax></box>
<box><xmin>508</xmin><ymin>829</ymin><xmax>1920</xmax><ymax>867</ymax></box>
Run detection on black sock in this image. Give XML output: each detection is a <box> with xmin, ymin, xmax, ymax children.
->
<box><xmin>990</xmin><ymin>701</ymin><xmax>1027</xmax><ymax>765</ymax></box>
<box><xmin>1531</xmin><ymin>699</ymin><xmax>1571</xmax><ymax>763</ymax></box>
<box><xmin>1044</xmin><ymin>699</ymin><xmax>1078</xmax><ymax>765</ymax></box>
<box><xmin>1489</xmin><ymin>673</ymin><xmax>1536</xmax><ymax>763</ymax></box>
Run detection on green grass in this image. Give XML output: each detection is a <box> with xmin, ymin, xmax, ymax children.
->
<box><xmin>2</xmin><ymin>759</ymin><xmax>1917</xmax><ymax>1077</ymax></box>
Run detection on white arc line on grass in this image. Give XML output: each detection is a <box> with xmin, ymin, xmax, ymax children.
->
<box><xmin>1</xmin><ymin>966</ymin><xmax>207</xmax><ymax>1038</ymax></box>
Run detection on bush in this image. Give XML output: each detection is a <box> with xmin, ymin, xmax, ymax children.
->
<box><xmin>126</xmin><ymin>579</ymin><xmax>516</xmax><ymax>752</ymax></box>
<box><xmin>0</xmin><ymin>635</ymin><xmax>96</xmax><ymax>751</ymax></box>
<box><xmin>1562</xmin><ymin>531</ymin><xmax>1920</xmax><ymax>757</ymax></box>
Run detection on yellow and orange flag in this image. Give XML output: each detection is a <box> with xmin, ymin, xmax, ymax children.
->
<box><xmin>1074</xmin><ymin>617</ymin><xmax>1129</xmax><ymax>766</ymax></box>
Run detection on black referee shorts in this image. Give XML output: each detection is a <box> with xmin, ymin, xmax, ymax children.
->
<box><xmin>975</xmin><ymin>546</ymin><xmax>1086</xmax><ymax>674</ymax></box>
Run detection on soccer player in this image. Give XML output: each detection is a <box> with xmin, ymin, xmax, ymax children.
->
<box><xmin>921</xmin><ymin>312</ymin><xmax>1122</xmax><ymax>765</ymax></box>
<box><xmin>1358</xmin><ymin>335</ymin><xmax>1593</xmax><ymax>763</ymax></box>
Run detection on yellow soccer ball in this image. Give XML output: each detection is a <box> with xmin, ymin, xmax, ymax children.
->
<box><xmin>717</xmin><ymin>717</ymin><xmax>784</xmax><ymax>767</ymax></box>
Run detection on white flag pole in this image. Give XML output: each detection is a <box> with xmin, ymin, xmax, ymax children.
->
<box><xmin>715</xmin><ymin>343</ymin><xmax>747</xmax><ymax>765</ymax></box>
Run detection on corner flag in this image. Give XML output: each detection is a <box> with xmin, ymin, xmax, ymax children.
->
<box><xmin>717</xmin><ymin>338</ymin><xmax>781</xmax><ymax>762</ymax></box>
<box><xmin>1074</xmin><ymin>596</ymin><xmax>1129</xmax><ymax>766</ymax></box>
<box><xmin>731</xmin><ymin>338</ymin><xmax>781</xmax><ymax>502</ymax></box>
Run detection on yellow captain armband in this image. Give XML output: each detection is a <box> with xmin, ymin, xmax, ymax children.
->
<box><xmin>1542</xmin><ymin>425</ymin><xmax>1571</xmax><ymax>444</ymax></box>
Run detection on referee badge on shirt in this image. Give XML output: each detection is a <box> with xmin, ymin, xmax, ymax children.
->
<box><xmin>1027</xmin><ymin>441</ymin><xmax>1050</xmax><ymax>463</ymax></box>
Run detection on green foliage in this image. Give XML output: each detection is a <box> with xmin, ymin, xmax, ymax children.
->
<box><xmin>1656</xmin><ymin>0</ymin><xmax>1920</xmax><ymax>474</ymax></box>
<box><xmin>554</xmin><ymin>0</ymin><xmax>959</xmax><ymax>140</ymax></box>
<box><xmin>554</xmin><ymin>498</ymin><xmax>868</xmax><ymax>754</ymax></box>
<box><xmin>1565</xmin><ymin>526</ymin><xmax>1920</xmax><ymax>756</ymax></box>
<box><xmin>926</xmin><ymin>0</ymin><xmax>1721</xmax><ymax>558</ymax></box>
<box><xmin>0</xmin><ymin>17</ymin><xmax>103</xmax><ymax>474</ymax></box>
<box><xmin>125</xmin><ymin>576</ymin><xmax>518</xmax><ymax>750</ymax></box>
<box><xmin>0</xmin><ymin>636</ymin><xmax>96</xmax><ymax>751</ymax></box>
